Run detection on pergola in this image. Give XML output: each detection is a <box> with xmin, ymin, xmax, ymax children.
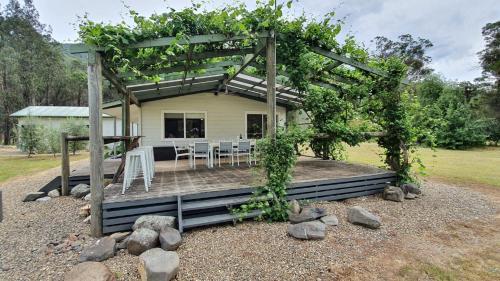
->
<box><xmin>69</xmin><ymin>30</ymin><xmax>395</xmax><ymax>237</ymax></box>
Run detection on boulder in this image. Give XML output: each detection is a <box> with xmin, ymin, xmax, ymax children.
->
<box><xmin>401</xmin><ymin>183</ymin><xmax>422</xmax><ymax>195</ymax></box>
<box><xmin>405</xmin><ymin>193</ymin><xmax>417</xmax><ymax>200</ymax></box>
<box><xmin>71</xmin><ymin>184</ymin><xmax>90</xmax><ymax>198</ymax></box>
<box><xmin>48</xmin><ymin>189</ymin><xmax>60</xmax><ymax>198</ymax></box>
<box><xmin>133</xmin><ymin>215</ymin><xmax>176</xmax><ymax>232</ymax></box>
<box><xmin>36</xmin><ymin>196</ymin><xmax>51</xmax><ymax>202</ymax></box>
<box><xmin>23</xmin><ymin>192</ymin><xmax>45</xmax><ymax>202</ymax></box>
<box><xmin>79</xmin><ymin>205</ymin><xmax>91</xmax><ymax>218</ymax></box>
<box><xmin>84</xmin><ymin>193</ymin><xmax>91</xmax><ymax>201</ymax></box>
<box><xmin>109</xmin><ymin>231</ymin><xmax>130</xmax><ymax>243</ymax></box>
<box><xmin>116</xmin><ymin>237</ymin><xmax>129</xmax><ymax>250</ymax></box>
<box><xmin>288</xmin><ymin>200</ymin><xmax>301</xmax><ymax>215</ymax></box>
<box><xmin>64</xmin><ymin>261</ymin><xmax>115</xmax><ymax>281</ymax></box>
<box><xmin>347</xmin><ymin>206</ymin><xmax>381</xmax><ymax>229</ymax></box>
<box><xmin>288</xmin><ymin>207</ymin><xmax>327</xmax><ymax>224</ymax></box>
<box><xmin>383</xmin><ymin>186</ymin><xmax>404</xmax><ymax>202</ymax></box>
<box><xmin>320</xmin><ymin>215</ymin><xmax>339</xmax><ymax>226</ymax></box>
<box><xmin>287</xmin><ymin>221</ymin><xmax>326</xmax><ymax>240</ymax></box>
<box><xmin>159</xmin><ymin>227</ymin><xmax>182</xmax><ymax>251</ymax></box>
<box><xmin>78</xmin><ymin>237</ymin><xmax>116</xmax><ymax>262</ymax></box>
<box><xmin>138</xmin><ymin>248</ymin><xmax>179</xmax><ymax>281</ymax></box>
<box><xmin>127</xmin><ymin>228</ymin><xmax>159</xmax><ymax>256</ymax></box>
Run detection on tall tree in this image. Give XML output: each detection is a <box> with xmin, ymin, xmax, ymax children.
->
<box><xmin>372</xmin><ymin>34</ymin><xmax>434</xmax><ymax>81</ymax></box>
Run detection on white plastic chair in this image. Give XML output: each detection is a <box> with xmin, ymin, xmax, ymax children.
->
<box><xmin>122</xmin><ymin>150</ymin><xmax>150</xmax><ymax>194</ymax></box>
<box><xmin>236</xmin><ymin>140</ymin><xmax>251</xmax><ymax>166</ymax></box>
<box><xmin>216</xmin><ymin>141</ymin><xmax>234</xmax><ymax>167</ymax></box>
<box><xmin>192</xmin><ymin>141</ymin><xmax>210</xmax><ymax>169</ymax></box>
<box><xmin>166</xmin><ymin>141</ymin><xmax>191</xmax><ymax>170</ymax></box>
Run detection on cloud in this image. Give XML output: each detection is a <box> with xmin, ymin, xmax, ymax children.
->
<box><xmin>7</xmin><ymin>0</ymin><xmax>499</xmax><ymax>81</ymax></box>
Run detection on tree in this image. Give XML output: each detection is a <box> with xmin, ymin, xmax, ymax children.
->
<box><xmin>478</xmin><ymin>21</ymin><xmax>500</xmax><ymax>86</ymax></box>
<box><xmin>372</xmin><ymin>34</ymin><xmax>434</xmax><ymax>80</ymax></box>
<box><xmin>18</xmin><ymin>115</ymin><xmax>43</xmax><ymax>157</ymax></box>
<box><xmin>62</xmin><ymin>118</ymin><xmax>87</xmax><ymax>154</ymax></box>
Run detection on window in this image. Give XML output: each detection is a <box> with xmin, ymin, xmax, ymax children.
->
<box><xmin>164</xmin><ymin>112</ymin><xmax>206</xmax><ymax>139</ymax></box>
<box><xmin>246</xmin><ymin>114</ymin><xmax>267</xmax><ymax>139</ymax></box>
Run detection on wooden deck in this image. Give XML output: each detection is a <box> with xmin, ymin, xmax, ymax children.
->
<box><xmin>101</xmin><ymin>158</ymin><xmax>397</xmax><ymax>233</ymax></box>
<box><xmin>104</xmin><ymin>158</ymin><xmax>387</xmax><ymax>203</ymax></box>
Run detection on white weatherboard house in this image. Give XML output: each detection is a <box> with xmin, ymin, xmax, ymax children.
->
<box><xmin>10</xmin><ymin>106</ymin><xmax>137</xmax><ymax>137</ymax></box>
<box><xmin>102</xmin><ymin>74</ymin><xmax>307</xmax><ymax>159</ymax></box>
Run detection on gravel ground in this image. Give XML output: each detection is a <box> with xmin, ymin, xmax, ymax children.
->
<box><xmin>0</xmin><ymin>164</ymin><xmax>497</xmax><ymax>281</ymax></box>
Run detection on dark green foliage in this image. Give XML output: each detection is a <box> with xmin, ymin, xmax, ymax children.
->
<box><xmin>372</xmin><ymin>34</ymin><xmax>434</xmax><ymax>81</ymax></box>
<box><xmin>237</xmin><ymin>128</ymin><xmax>299</xmax><ymax>221</ymax></box>
<box><xmin>18</xmin><ymin>116</ymin><xmax>44</xmax><ymax>157</ymax></box>
<box><xmin>478</xmin><ymin>21</ymin><xmax>500</xmax><ymax>84</ymax></box>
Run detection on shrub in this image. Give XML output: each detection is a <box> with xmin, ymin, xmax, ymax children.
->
<box><xmin>62</xmin><ymin>118</ymin><xmax>88</xmax><ymax>154</ymax></box>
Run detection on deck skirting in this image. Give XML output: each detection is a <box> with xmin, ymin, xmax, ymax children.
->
<box><xmin>102</xmin><ymin>172</ymin><xmax>396</xmax><ymax>234</ymax></box>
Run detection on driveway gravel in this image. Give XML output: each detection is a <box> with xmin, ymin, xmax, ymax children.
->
<box><xmin>0</xmin><ymin>163</ymin><xmax>497</xmax><ymax>281</ymax></box>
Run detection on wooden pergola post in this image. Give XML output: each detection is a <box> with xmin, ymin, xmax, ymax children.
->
<box><xmin>121</xmin><ymin>93</ymin><xmax>131</xmax><ymax>150</ymax></box>
<box><xmin>88</xmin><ymin>51</ymin><xmax>104</xmax><ymax>237</ymax></box>
<box><xmin>61</xmin><ymin>132</ymin><xmax>69</xmax><ymax>196</ymax></box>
<box><xmin>266</xmin><ymin>30</ymin><xmax>277</xmax><ymax>139</ymax></box>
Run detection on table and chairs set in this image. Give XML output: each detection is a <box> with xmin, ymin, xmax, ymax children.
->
<box><xmin>121</xmin><ymin>139</ymin><xmax>258</xmax><ymax>195</ymax></box>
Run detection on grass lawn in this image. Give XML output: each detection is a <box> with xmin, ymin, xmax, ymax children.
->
<box><xmin>0</xmin><ymin>153</ymin><xmax>89</xmax><ymax>183</ymax></box>
<box><xmin>345</xmin><ymin>142</ymin><xmax>500</xmax><ymax>188</ymax></box>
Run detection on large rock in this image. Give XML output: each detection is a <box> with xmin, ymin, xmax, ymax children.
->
<box><xmin>109</xmin><ymin>231</ymin><xmax>130</xmax><ymax>243</ymax></box>
<box><xmin>401</xmin><ymin>183</ymin><xmax>422</xmax><ymax>195</ymax></box>
<box><xmin>347</xmin><ymin>206</ymin><xmax>381</xmax><ymax>229</ymax></box>
<box><xmin>71</xmin><ymin>184</ymin><xmax>90</xmax><ymax>198</ymax></box>
<box><xmin>405</xmin><ymin>193</ymin><xmax>417</xmax><ymax>200</ymax></box>
<box><xmin>79</xmin><ymin>237</ymin><xmax>116</xmax><ymax>262</ymax></box>
<box><xmin>288</xmin><ymin>207</ymin><xmax>327</xmax><ymax>224</ymax></box>
<box><xmin>127</xmin><ymin>228</ymin><xmax>159</xmax><ymax>256</ymax></box>
<box><xmin>383</xmin><ymin>186</ymin><xmax>404</xmax><ymax>202</ymax></box>
<box><xmin>159</xmin><ymin>227</ymin><xmax>182</xmax><ymax>251</ymax></box>
<box><xmin>84</xmin><ymin>193</ymin><xmax>91</xmax><ymax>201</ymax></box>
<box><xmin>133</xmin><ymin>215</ymin><xmax>176</xmax><ymax>232</ymax></box>
<box><xmin>320</xmin><ymin>215</ymin><xmax>339</xmax><ymax>226</ymax></box>
<box><xmin>138</xmin><ymin>248</ymin><xmax>179</xmax><ymax>281</ymax></box>
<box><xmin>288</xmin><ymin>200</ymin><xmax>301</xmax><ymax>215</ymax></box>
<box><xmin>64</xmin><ymin>261</ymin><xmax>115</xmax><ymax>281</ymax></box>
<box><xmin>48</xmin><ymin>189</ymin><xmax>60</xmax><ymax>198</ymax></box>
<box><xmin>287</xmin><ymin>221</ymin><xmax>326</xmax><ymax>240</ymax></box>
<box><xmin>36</xmin><ymin>196</ymin><xmax>51</xmax><ymax>202</ymax></box>
<box><xmin>23</xmin><ymin>192</ymin><xmax>45</xmax><ymax>202</ymax></box>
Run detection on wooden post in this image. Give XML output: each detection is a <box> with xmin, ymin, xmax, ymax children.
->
<box><xmin>121</xmin><ymin>93</ymin><xmax>131</xmax><ymax>150</ymax></box>
<box><xmin>266</xmin><ymin>30</ymin><xmax>277</xmax><ymax>139</ymax></box>
<box><xmin>0</xmin><ymin>190</ymin><xmax>3</xmax><ymax>223</ymax></box>
<box><xmin>88</xmin><ymin>51</ymin><xmax>104</xmax><ymax>237</ymax></box>
<box><xmin>61</xmin><ymin>132</ymin><xmax>70</xmax><ymax>196</ymax></box>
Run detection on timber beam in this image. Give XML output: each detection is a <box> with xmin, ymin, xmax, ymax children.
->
<box><xmin>101</xmin><ymin>65</ymin><xmax>140</xmax><ymax>106</ymax></box>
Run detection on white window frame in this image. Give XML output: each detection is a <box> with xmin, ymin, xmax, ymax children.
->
<box><xmin>245</xmin><ymin>111</ymin><xmax>268</xmax><ymax>139</ymax></box>
<box><xmin>161</xmin><ymin>110</ymin><xmax>208</xmax><ymax>140</ymax></box>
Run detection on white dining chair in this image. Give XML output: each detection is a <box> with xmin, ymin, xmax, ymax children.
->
<box><xmin>216</xmin><ymin>141</ymin><xmax>234</xmax><ymax>167</ymax></box>
<box><xmin>236</xmin><ymin>140</ymin><xmax>251</xmax><ymax>166</ymax></box>
<box><xmin>193</xmin><ymin>141</ymin><xmax>210</xmax><ymax>169</ymax></box>
<box><xmin>166</xmin><ymin>140</ymin><xmax>191</xmax><ymax>170</ymax></box>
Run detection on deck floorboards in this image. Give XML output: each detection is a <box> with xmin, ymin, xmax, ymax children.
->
<box><xmin>104</xmin><ymin>158</ymin><xmax>389</xmax><ymax>203</ymax></box>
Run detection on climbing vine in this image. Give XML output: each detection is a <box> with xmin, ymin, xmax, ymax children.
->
<box><xmin>78</xmin><ymin>0</ymin><xmax>420</xmax><ymax>220</ymax></box>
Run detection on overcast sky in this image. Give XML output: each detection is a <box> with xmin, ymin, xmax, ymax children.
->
<box><xmin>2</xmin><ymin>0</ymin><xmax>498</xmax><ymax>81</ymax></box>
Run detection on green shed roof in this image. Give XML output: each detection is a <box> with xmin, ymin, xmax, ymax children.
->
<box><xmin>10</xmin><ymin>106</ymin><xmax>112</xmax><ymax>118</ymax></box>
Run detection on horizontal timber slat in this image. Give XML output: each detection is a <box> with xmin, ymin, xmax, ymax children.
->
<box><xmin>101</xmin><ymin>172</ymin><xmax>396</xmax><ymax>234</ymax></box>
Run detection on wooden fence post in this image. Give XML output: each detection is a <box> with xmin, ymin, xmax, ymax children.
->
<box><xmin>88</xmin><ymin>51</ymin><xmax>104</xmax><ymax>237</ymax></box>
<box><xmin>266</xmin><ymin>30</ymin><xmax>277</xmax><ymax>140</ymax></box>
<box><xmin>61</xmin><ymin>132</ymin><xmax>69</xmax><ymax>196</ymax></box>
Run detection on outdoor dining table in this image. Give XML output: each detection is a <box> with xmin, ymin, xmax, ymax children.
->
<box><xmin>186</xmin><ymin>141</ymin><xmax>256</xmax><ymax>168</ymax></box>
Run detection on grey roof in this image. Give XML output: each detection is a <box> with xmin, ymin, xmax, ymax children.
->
<box><xmin>104</xmin><ymin>73</ymin><xmax>301</xmax><ymax>109</ymax></box>
<box><xmin>10</xmin><ymin>106</ymin><xmax>112</xmax><ymax>118</ymax></box>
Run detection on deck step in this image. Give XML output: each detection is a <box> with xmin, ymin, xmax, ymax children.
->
<box><xmin>182</xmin><ymin>195</ymin><xmax>266</xmax><ymax>212</ymax></box>
<box><xmin>182</xmin><ymin>210</ymin><xmax>262</xmax><ymax>229</ymax></box>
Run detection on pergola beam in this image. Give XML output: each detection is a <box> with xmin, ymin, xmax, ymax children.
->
<box><xmin>69</xmin><ymin>32</ymin><xmax>270</xmax><ymax>54</ymax></box>
<box><xmin>134</xmin><ymin>48</ymin><xmax>255</xmax><ymax>67</ymax></box>
<box><xmin>119</xmin><ymin>60</ymin><xmax>240</xmax><ymax>78</ymax></box>
<box><xmin>101</xmin><ymin>65</ymin><xmax>140</xmax><ymax>106</ymax></box>
<box><xmin>128</xmin><ymin>75</ymin><xmax>225</xmax><ymax>92</ymax></box>
<box><xmin>311</xmin><ymin>46</ymin><xmax>388</xmax><ymax>78</ymax></box>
